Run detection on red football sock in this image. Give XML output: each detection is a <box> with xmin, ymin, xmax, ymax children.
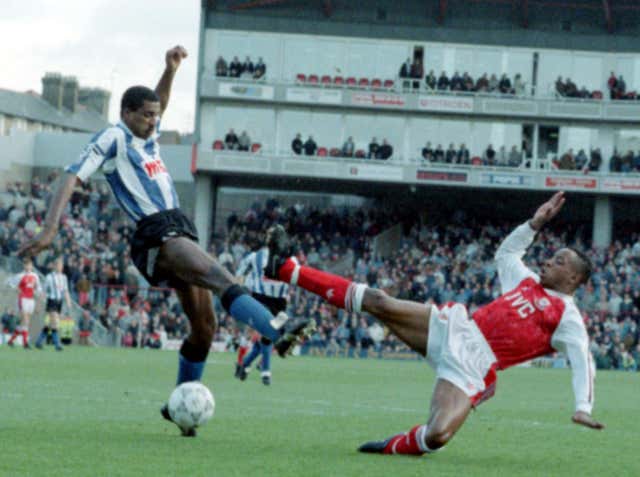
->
<box><xmin>278</xmin><ymin>259</ymin><xmax>364</xmax><ymax>312</ymax></box>
<box><xmin>237</xmin><ymin>346</ymin><xmax>248</xmax><ymax>365</ymax></box>
<box><xmin>383</xmin><ymin>425</ymin><xmax>428</xmax><ymax>455</ymax></box>
<box><xmin>8</xmin><ymin>331</ymin><xmax>18</xmax><ymax>344</ymax></box>
<box><xmin>22</xmin><ymin>331</ymin><xmax>29</xmax><ymax>346</ymax></box>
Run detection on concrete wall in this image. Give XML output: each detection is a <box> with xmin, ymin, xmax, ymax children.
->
<box><xmin>0</xmin><ymin>133</ymin><xmax>36</xmax><ymax>189</ymax></box>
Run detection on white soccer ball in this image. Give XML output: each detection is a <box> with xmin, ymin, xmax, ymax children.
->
<box><xmin>168</xmin><ymin>382</ymin><xmax>215</xmax><ymax>432</ymax></box>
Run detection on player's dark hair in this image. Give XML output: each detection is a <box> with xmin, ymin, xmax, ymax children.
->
<box><xmin>120</xmin><ymin>86</ymin><xmax>159</xmax><ymax>113</ymax></box>
<box><xmin>568</xmin><ymin>247</ymin><xmax>592</xmax><ymax>286</ymax></box>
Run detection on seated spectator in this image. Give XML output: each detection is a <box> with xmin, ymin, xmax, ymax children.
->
<box><xmin>476</xmin><ymin>73</ymin><xmax>489</xmax><ymax>92</ymax></box>
<box><xmin>575</xmin><ymin>149</ymin><xmax>588</xmax><ymax>170</ymax></box>
<box><xmin>457</xmin><ymin>143</ymin><xmax>470</xmax><ymax>164</ymax></box>
<box><xmin>238</xmin><ymin>131</ymin><xmax>251</xmax><ymax>152</ymax></box>
<box><xmin>508</xmin><ymin>146</ymin><xmax>522</xmax><ymax>167</ymax></box>
<box><xmin>555</xmin><ymin>76</ymin><xmax>566</xmax><ymax>97</ymax></box>
<box><xmin>215</xmin><ymin>56</ymin><xmax>228</xmax><ymax>77</ymax></box>
<box><xmin>304</xmin><ymin>136</ymin><xmax>318</xmax><ymax>156</ymax></box>
<box><xmin>607</xmin><ymin>71</ymin><xmax>617</xmax><ymax>100</ymax></box>
<box><xmin>445</xmin><ymin>143</ymin><xmax>457</xmax><ymax>163</ymax></box>
<box><xmin>425</xmin><ymin>70</ymin><xmax>436</xmax><ymax>90</ymax></box>
<box><xmin>588</xmin><ymin>148</ymin><xmax>602</xmax><ymax>171</ymax></box>
<box><xmin>225</xmin><ymin>128</ymin><xmax>239</xmax><ymax>150</ymax></box>
<box><xmin>513</xmin><ymin>74</ymin><xmax>526</xmax><ymax>96</ymax></box>
<box><xmin>578</xmin><ymin>86</ymin><xmax>590</xmax><ymax>99</ymax></box>
<box><xmin>450</xmin><ymin>71</ymin><xmax>462</xmax><ymax>91</ymax></box>
<box><xmin>621</xmin><ymin>150</ymin><xmax>634</xmax><ymax>172</ymax></box>
<box><xmin>241</xmin><ymin>56</ymin><xmax>254</xmax><ymax>78</ymax></box>
<box><xmin>377</xmin><ymin>139</ymin><xmax>393</xmax><ymax>160</ymax></box>
<box><xmin>342</xmin><ymin>136</ymin><xmax>355</xmax><ymax>157</ymax></box>
<box><xmin>421</xmin><ymin>142</ymin><xmax>433</xmax><ymax>161</ymax></box>
<box><xmin>462</xmin><ymin>72</ymin><xmax>474</xmax><ymax>92</ymax></box>
<box><xmin>633</xmin><ymin>151</ymin><xmax>640</xmax><ymax>171</ymax></box>
<box><xmin>610</xmin><ymin>149</ymin><xmax>622</xmax><ymax>172</ymax></box>
<box><xmin>437</xmin><ymin>71</ymin><xmax>450</xmax><ymax>90</ymax></box>
<box><xmin>410</xmin><ymin>59</ymin><xmax>423</xmax><ymax>90</ymax></box>
<box><xmin>229</xmin><ymin>56</ymin><xmax>242</xmax><ymax>77</ymax></box>
<box><xmin>434</xmin><ymin>144</ymin><xmax>444</xmax><ymax>162</ymax></box>
<box><xmin>291</xmin><ymin>133</ymin><xmax>303</xmax><ymax>155</ymax></box>
<box><xmin>254</xmin><ymin>57</ymin><xmax>266</xmax><ymax>79</ymax></box>
<box><xmin>368</xmin><ymin>137</ymin><xmax>380</xmax><ymax>159</ymax></box>
<box><xmin>488</xmin><ymin>74</ymin><xmax>498</xmax><ymax>92</ymax></box>
<box><xmin>564</xmin><ymin>79</ymin><xmax>578</xmax><ymax>98</ymax></box>
<box><xmin>558</xmin><ymin>149</ymin><xmax>576</xmax><ymax>170</ymax></box>
<box><xmin>484</xmin><ymin>144</ymin><xmax>496</xmax><ymax>165</ymax></box>
<box><xmin>499</xmin><ymin>74</ymin><xmax>513</xmax><ymax>94</ymax></box>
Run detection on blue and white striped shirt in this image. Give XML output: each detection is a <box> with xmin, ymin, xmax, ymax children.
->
<box><xmin>44</xmin><ymin>272</ymin><xmax>68</xmax><ymax>302</ymax></box>
<box><xmin>236</xmin><ymin>247</ymin><xmax>289</xmax><ymax>299</ymax></box>
<box><xmin>65</xmin><ymin>121</ymin><xmax>179</xmax><ymax>223</ymax></box>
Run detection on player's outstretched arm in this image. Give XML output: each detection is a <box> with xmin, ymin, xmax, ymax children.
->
<box><xmin>17</xmin><ymin>173</ymin><xmax>78</xmax><ymax>257</ymax></box>
<box><xmin>528</xmin><ymin>191</ymin><xmax>566</xmax><ymax>230</ymax></box>
<box><xmin>155</xmin><ymin>45</ymin><xmax>188</xmax><ymax>115</ymax></box>
<box><xmin>572</xmin><ymin>411</ymin><xmax>605</xmax><ymax>430</ymax></box>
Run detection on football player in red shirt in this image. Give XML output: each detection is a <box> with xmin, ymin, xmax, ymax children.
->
<box><xmin>6</xmin><ymin>257</ymin><xmax>42</xmax><ymax>349</ymax></box>
<box><xmin>264</xmin><ymin>192</ymin><xmax>604</xmax><ymax>456</ymax></box>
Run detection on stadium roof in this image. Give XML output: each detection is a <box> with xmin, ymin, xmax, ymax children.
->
<box><xmin>0</xmin><ymin>88</ymin><xmax>110</xmax><ymax>133</ymax></box>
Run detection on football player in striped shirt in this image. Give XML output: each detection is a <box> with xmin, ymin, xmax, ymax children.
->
<box><xmin>35</xmin><ymin>257</ymin><xmax>72</xmax><ymax>351</ymax></box>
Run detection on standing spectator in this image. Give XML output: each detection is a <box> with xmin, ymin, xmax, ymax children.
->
<box><xmin>514</xmin><ymin>74</ymin><xmax>526</xmax><ymax>96</ymax></box>
<box><xmin>559</xmin><ymin>149</ymin><xmax>576</xmax><ymax>170</ymax></box>
<box><xmin>342</xmin><ymin>137</ymin><xmax>355</xmax><ymax>158</ymax></box>
<box><xmin>241</xmin><ymin>56</ymin><xmax>254</xmax><ymax>78</ymax></box>
<box><xmin>462</xmin><ymin>72</ymin><xmax>474</xmax><ymax>92</ymax></box>
<box><xmin>609</xmin><ymin>149</ymin><xmax>622</xmax><ymax>172</ymax></box>
<box><xmin>215</xmin><ymin>56</ymin><xmax>228</xmax><ymax>77</ymax></box>
<box><xmin>508</xmin><ymin>146</ymin><xmax>522</xmax><ymax>167</ymax></box>
<box><xmin>225</xmin><ymin>128</ymin><xmax>239</xmax><ymax>150</ymax></box>
<box><xmin>457</xmin><ymin>143</ymin><xmax>470</xmax><ymax>164</ymax></box>
<box><xmin>555</xmin><ymin>76</ymin><xmax>566</xmax><ymax>97</ymax></box>
<box><xmin>377</xmin><ymin>139</ymin><xmax>393</xmax><ymax>160</ymax></box>
<box><xmin>575</xmin><ymin>149</ymin><xmax>588</xmax><ymax>170</ymax></box>
<box><xmin>410</xmin><ymin>59</ymin><xmax>423</xmax><ymax>90</ymax></box>
<box><xmin>254</xmin><ymin>57</ymin><xmax>266</xmax><ymax>79</ymax></box>
<box><xmin>437</xmin><ymin>71</ymin><xmax>449</xmax><ymax>91</ymax></box>
<box><xmin>368</xmin><ymin>137</ymin><xmax>380</xmax><ymax>159</ymax></box>
<box><xmin>399</xmin><ymin>58</ymin><xmax>411</xmax><ymax>90</ymax></box>
<box><xmin>434</xmin><ymin>144</ymin><xmax>444</xmax><ymax>162</ymax></box>
<box><xmin>484</xmin><ymin>144</ymin><xmax>496</xmax><ymax>165</ymax></box>
<box><xmin>422</xmin><ymin>142</ymin><xmax>434</xmax><ymax>161</ymax></box>
<box><xmin>588</xmin><ymin>148</ymin><xmax>602</xmax><ymax>172</ymax></box>
<box><xmin>229</xmin><ymin>56</ymin><xmax>242</xmax><ymax>77</ymax></box>
<box><xmin>238</xmin><ymin>131</ymin><xmax>251</xmax><ymax>152</ymax></box>
<box><xmin>304</xmin><ymin>136</ymin><xmax>318</xmax><ymax>156</ymax></box>
<box><xmin>499</xmin><ymin>74</ymin><xmax>513</xmax><ymax>94</ymax></box>
<box><xmin>617</xmin><ymin>75</ymin><xmax>627</xmax><ymax>97</ymax></box>
<box><xmin>291</xmin><ymin>133</ymin><xmax>303</xmax><ymax>155</ymax></box>
<box><xmin>445</xmin><ymin>143</ymin><xmax>457</xmax><ymax>163</ymax></box>
<box><xmin>607</xmin><ymin>72</ymin><xmax>618</xmax><ymax>99</ymax></box>
<box><xmin>425</xmin><ymin>70</ymin><xmax>436</xmax><ymax>90</ymax></box>
<box><xmin>78</xmin><ymin>309</ymin><xmax>95</xmax><ymax>346</ymax></box>
<box><xmin>450</xmin><ymin>71</ymin><xmax>462</xmax><ymax>91</ymax></box>
<box><xmin>476</xmin><ymin>73</ymin><xmax>489</xmax><ymax>92</ymax></box>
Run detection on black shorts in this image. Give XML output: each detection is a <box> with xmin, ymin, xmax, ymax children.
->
<box><xmin>252</xmin><ymin>293</ymin><xmax>287</xmax><ymax>316</ymax></box>
<box><xmin>46</xmin><ymin>299</ymin><xmax>63</xmax><ymax>313</ymax></box>
<box><xmin>130</xmin><ymin>209</ymin><xmax>199</xmax><ymax>287</ymax></box>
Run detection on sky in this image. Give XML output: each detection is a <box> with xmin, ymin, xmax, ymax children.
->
<box><xmin>2</xmin><ymin>0</ymin><xmax>200</xmax><ymax>132</ymax></box>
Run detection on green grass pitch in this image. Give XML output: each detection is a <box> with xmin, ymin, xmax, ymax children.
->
<box><xmin>0</xmin><ymin>347</ymin><xmax>638</xmax><ymax>477</ymax></box>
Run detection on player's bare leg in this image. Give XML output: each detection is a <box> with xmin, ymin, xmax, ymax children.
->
<box><xmin>155</xmin><ymin>237</ymin><xmax>311</xmax><ymax>356</ymax></box>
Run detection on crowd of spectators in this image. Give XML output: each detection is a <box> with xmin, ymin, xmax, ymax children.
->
<box><xmin>215</xmin><ymin>55</ymin><xmax>266</xmax><ymax>80</ymax></box>
<box><xmin>607</xmin><ymin>72</ymin><xmax>635</xmax><ymax>101</ymax></box>
<box><xmin>554</xmin><ymin>77</ymin><xmax>598</xmax><ymax>99</ymax></box>
<box><xmin>421</xmin><ymin>143</ymin><xmax>523</xmax><ymax>168</ymax></box>
<box><xmin>290</xmin><ymin>134</ymin><xmax>394</xmax><ymax>160</ymax></box>
<box><xmin>2</xmin><ymin>176</ymin><xmax>640</xmax><ymax>370</ymax></box>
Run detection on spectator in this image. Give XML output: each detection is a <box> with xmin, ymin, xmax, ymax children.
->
<box><xmin>229</xmin><ymin>56</ymin><xmax>242</xmax><ymax>77</ymax></box>
<box><xmin>498</xmin><ymin>74</ymin><xmax>513</xmax><ymax>94</ymax></box>
<box><xmin>437</xmin><ymin>71</ymin><xmax>449</xmax><ymax>91</ymax></box>
<box><xmin>588</xmin><ymin>148</ymin><xmax>602</xmax><ymax>172</ymax></box>
<box><xmin>78</xmin><ymin>310</ymin><xmax>95</xmax><ymax>346</ymax></box>
<box><xmin>555</xmin><ymin>76</ymin><xmax>566</xmax><ymax>97</ymax></box>
<box><xmin>238</xmin><ymin>131</ymin><xmax>251</xmax><ymax>152</ymax></box>
<box><xmin>575</xmin><ymin>149</ymin><xmax>588</xmax><ymax>170</ymax></box>
<box><xmin>368</xmin><ymin>137</ymin><xmax>379</xmax><ymax>159</ymax></box>
<box><xmin>399</xmin><ymin>58</ymin><xmax>411</xmax><ymax>89</ymax></box>
<box><xmin>342</xmin><ymin>136</ymin><xmax>355</xmax><ymax>158</ymax></box>
<box><xmin>304</xmin><ymin>136</ymin><xmax>318</xmax><ymax>156</ymax></box>
<box><xmin>450</xmin><ymin>71</ymin><xmax>462</xmax><ymax>91</ymax></box>
<box><xmin>609</xmin><ymin>150</ymin><xmax>622</xmax><ymax>173</ymax></box>
<box><xmin>241</xmin><ymin>56</ymin><xmax>254</xmax><ymax>77</ymax></box>
<box><xmin>488</xmin><ymin>74</ymin><xmax>498</xmax><ymax>92</ymax></box>
<box><xmin>254</xmin><ymin>57</ymin><xmax>266</xmax><ymax>79</ymax></box>
<box><xmin>215</xmin><ymin>56</ymin><xmax>228</xmax><ymax>77</ymax></box>
<box><xmin>607</xmin><ymin>72</ymin><xmax>618</xmax><ymax>100</ymax></box>
<box><xmin>425</xmin><ymin>70</ymin><xmax>436</xmax><ymax>90</ymax></box>
<box><xmin>445</xmin><ymin>143</ymin><xmax>457</xmax><ymax>163</ymax></box>
<box><xmin>377</xmin><ymin>139</ymin><xmax>393</xmax><ymax>160</ymax></box>
<box><xmin>291</xmin><ymin>133</ymin><xmax>303</xmax><ymax>155</ymax></box>
<box><xmin>484</xmin><ymin>144</ymin><xmax>496</xmax><ymax>165</ymax></box>
<box><xmin>225</xmin><ymin>128</ymin><xmax>239</xmax><ymax>150</ymax></box>
<box><xmin>462</xmin><ymin>72</ymin><xmax>474</xmax><ymax>92</ymax></box>
<box><xmin>514</xmin><ymin>74</ymin><xmax>526</xmax><ymax>96</ymax></box>
<box><xmin>617</xmin><ymin>75</ymin><xmax>627</xmax><ymax>97</ymax></box>
<box><xmin>476</xmin><ymin>73</ymin><xmax>489</xmax><ymax>92</ymax></box>
<box><xmin>558</xmin><ymin>149</ymin><xmax>576</xmax><ymax>170</ymax></box>
<box><xmin>421</xmin><ymin>142</ymin><xmax>434</xmax><ymax>162</ymax></box>
<box><xmin>496</xmin><ymin>146</ymin><xmax>508</xmax><ymax>167</ymax></box>
<box><xmin>457</xmin><ymin>143</ymin><xmax>470</xmax><ymax>164</ymax></box>
<box><xmin>434</xmin><ymin>144</ymin><xmax>444</xmax><ymax>162</ymax></box>
<box><xmin>410</xmin><ymin>59</ymin><xmax>423</xmax><ymax>90</ymax></box>
<box><xmin>508</xmin><ymin>146</ymin><xmax>522</xmax><ymax>167</ymax></box>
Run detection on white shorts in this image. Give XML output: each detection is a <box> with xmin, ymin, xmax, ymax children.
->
<box><xmin>426</xmin><ymin>303</ymin><xmax>498</xmax><ymax>406</ymax></box>
<box><xmin>19</xmin><ymin>297</ymin><xmax>35</xmax><ymax>315</ymax></box>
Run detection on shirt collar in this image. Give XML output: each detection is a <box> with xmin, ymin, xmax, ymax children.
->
<box><xmin>117</xmin><ymin>120</ymin><xmax>158</xmax><ymax>146</ymax></box>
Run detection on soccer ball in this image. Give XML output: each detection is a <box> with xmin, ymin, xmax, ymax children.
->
<box><xmin>168</xmin><ymin>382</ymin><xmax>215</xmax><ymax>432</ymax></box>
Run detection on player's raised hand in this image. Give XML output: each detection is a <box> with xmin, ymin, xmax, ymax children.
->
<box><xmin>572</xmin><ymin>411</ymin><xmax>605</xmax><ymax>430</ymax></box>
<box><xmin>529</xmin><ymin>191</ymin><xmax>565</xmax><ymax>230</ymax></box>
<box><xmin>166</xmin><ymin>45</ymin><xmax>188</xmax><ymax>71</ymax></box>
<box><xmin>17</xmin><ymin>229</ymin><xmax>56</xmax><ymax>258</ymax></box>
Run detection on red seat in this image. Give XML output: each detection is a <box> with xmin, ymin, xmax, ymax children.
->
<box><xmin>308</xmin><ymin>74</ymin><xmax>319</xmax><ymax>84</ymax></box>
<box><xmin>296</xmin><ymin>73</ymin><xmax>306</xmax><ymax>83</ymax></box>
<box><xmin>383</xmin><ymin>79</ymin><xmax>394</xmax><ymax>89</ymax></box>
<box><xmin>371</xmin><ymin>78</ymin><xmax>382</xmax><ymax>89</ymax></box>
<box><xmin>591</xmin><ymin>90</ymin><xmax>603</xmax><ymax>100</ymax></box>
<box><xmin>251</xmin><ymin>143</ymin><xmax>261</xmax><ymax>153</ymax></box>
<box><xmin>329</xmin><ymin>148</ymin><xmax>341</xmax><ymax>157</ymax></box>
<box><xmin>358</xmin><ymin>78</ymin><xmax>370</xmax><ymax>88</ymax></box>
<box><xmin>471</xmin><ymin>156</ymin><xmax>482</xmax><ymax>166</ymax></box>
<box><xmin>213</xmin><ymin>140</ymin><xmax>224</xmax><ymax>150</ymax></box>
<box><xmin>334</xmin><ymin>76</ymin><xmax>344</xmax><ymax>86</ymax></box>
<box><xmin>321</xmin><ymin>75</ymin><xmax>332</xmax><ymax>85</ymax></box>
<box><xmin>346</xmin><ymin>77</ymin><xmax>357</xmax><ymax>87</ymax></box>
<box><xmin>355</xmin><ymin>149</ymin><xmax>365</xmax><ymax>158</ymax></box>
<box><xmin>317</xmin><ymin>147</ymin><xmax>328</xmax><ymax>157</ymax></box>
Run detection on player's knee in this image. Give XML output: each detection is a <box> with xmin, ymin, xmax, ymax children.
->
<box><xmin>365</xmin><ymin>288</ymin><xmax>394</xmax><ymax>315</ymax></box>
<box><xmin>190</xmin><ymin>321</ymin><xmax>216</xmax><ymax>347</ymax></box>
<box><xmin>425</xmin><ymin>424</ymin><xmax>454</xmax><ymax>449</ymax></box>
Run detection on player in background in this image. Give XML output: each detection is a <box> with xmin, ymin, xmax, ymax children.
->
<box><xmin>5</xmin><ymin>257</ymin><xmax>42</xmax><ymax>349</ymax></box>
<box><xmin>17</xmin><ymin>46</ymin><xmax>311</xmax><ymax>436</ymax></box>
<box><xmin>35</xmin><ymin>257</ymin><xmax>72</xmax><ymax>351</ymax></box>
<box><xmin>265</xmin><ymin>192</ymin><xmax>604</xmax><ymax>456</ymax></box>
<box><xmin>234</xmin><ymin>242</ymin><xmax>291</xmax><ymax>385</ymax></box>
